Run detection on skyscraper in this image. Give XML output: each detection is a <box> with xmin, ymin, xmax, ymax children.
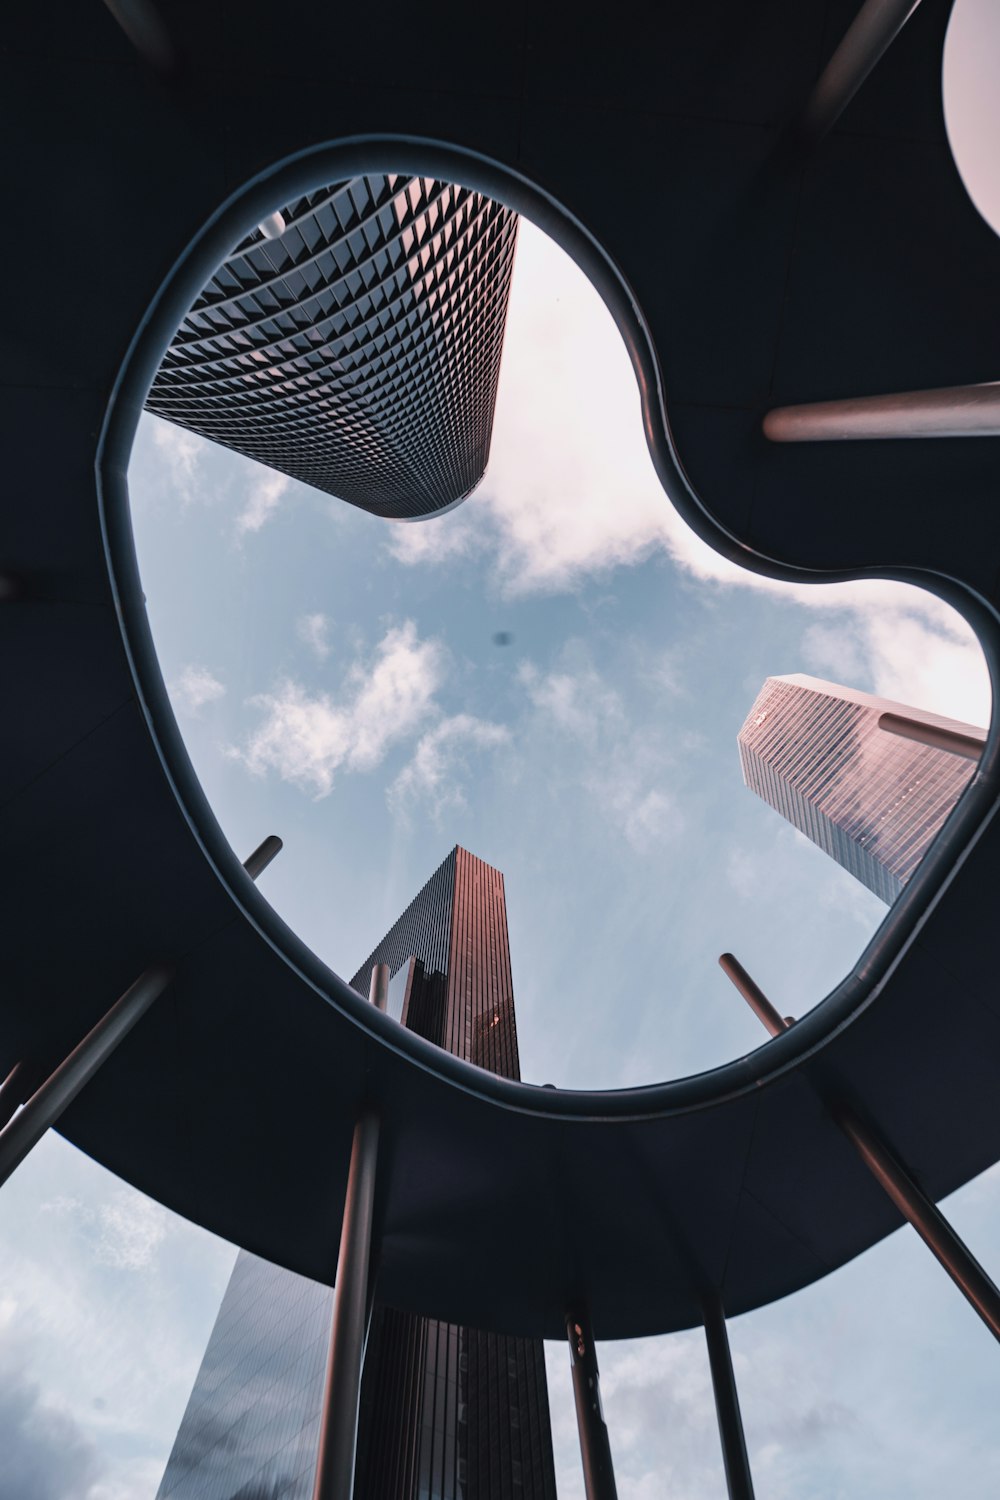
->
<box><xmin>156</xmin><ymin>847</ymin><xmax>557</xmax><ymax>1500</ymax></box>
<box><xmin>737</xmin><ymin>674</ymin><xmax>983</xmax><ymax>903</ymax></box>
<box><xmin>146</xmin><ymin>175</ymin><xmax>518</xmax><ymax>520</ymax></box>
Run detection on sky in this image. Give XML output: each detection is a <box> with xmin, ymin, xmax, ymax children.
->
<box><xmin>4</xmin><ymin>23</ymin><xmax>1000</xmax><ymax>1493</ymax></box>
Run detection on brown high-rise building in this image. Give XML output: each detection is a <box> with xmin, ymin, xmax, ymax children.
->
<box><xmin>738</xmin><ymin>674</ymin><xmax>983</xmax><ymax>903</ymax></box>
<box><xmin>156</xmin><ymin>847</ymin><xmax>556</xmax><ymax>1500</ymax></box>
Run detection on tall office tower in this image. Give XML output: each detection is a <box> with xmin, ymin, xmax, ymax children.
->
<box><xmin>738</xmin><ymin>674</ymin><xmax>983</xmax><ymax>904</ymax></box>
<box><xmin>146</xmin><ymin>175</ymin><xmax>518</xmax><ymax>519</ymax></box>
<box><xmin>156</xmin><ymin>847</ymin><xmax>557</xmax><ymax>1500</ymax></box>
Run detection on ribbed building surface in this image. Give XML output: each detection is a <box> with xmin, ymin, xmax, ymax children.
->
<box><xmin>146</xmin><ymin>176</ymin><xmax>518</xmax><ymax>519</ymax></box>
<box><xmin>156</xmin><ymin>848</ymin><xmax>556</xmax><ymax>1500</ymax></box>
<box><xmin>738</xmin><ymin>674</ymin><xmax>982</xmax><ymax>904</ymax></box>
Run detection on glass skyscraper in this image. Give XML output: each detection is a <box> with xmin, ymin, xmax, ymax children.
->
<box><xmin>738</xmin><ymin>674</ymin><xmax>983</xmax><ymax>903</ymax></box>
<box><xmin>156</xmin><ymin>847</ymin><xmax>556</xmax><ymax>1500</ymax></box>
<box><xmin>146</xmin><ymin>176</ymin><xmax>518</xmax><ymax>520</ymax></box>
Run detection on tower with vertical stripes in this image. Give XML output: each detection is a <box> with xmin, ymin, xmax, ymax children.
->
<box><xmin>156</xmin><ymin>847</ymin><xmax>556</xmax><ymax>1500</ymax></box>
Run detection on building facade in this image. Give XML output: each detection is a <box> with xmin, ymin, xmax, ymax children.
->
<box><xmin>156</xmin><ymin>847</ymin><xmax>556</xmax><ymax>1500</ymax></box>
<box><xmin>146</xmin><ymin>176</ymin><xmax>518</xmax><ymax>520</ymax></box>
<box><xmin>737</xmin><ymin>674</ymin><xmax>983</xmax><ymax>904</ymax></box>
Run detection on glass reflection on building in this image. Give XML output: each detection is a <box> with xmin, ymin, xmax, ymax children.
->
<box><xmin>157</xmin><ymin>848</ymin><xmax>556</xmax><ymax>1500</ymax></box>
<box><xmin>738</xmin><ymin>674</ymin><xmax>983</xmax><ymax>903</ymax></box>
<box><xmin>146</xmin><ymin>176</ymin><xmax>518</xmax><ymax>521</ymax></box>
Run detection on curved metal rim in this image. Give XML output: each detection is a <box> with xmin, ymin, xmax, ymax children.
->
<box><xmin>97</xmin><ymin>132</ymin><xmax>1000</xmax><ymax>1127</ymax></box>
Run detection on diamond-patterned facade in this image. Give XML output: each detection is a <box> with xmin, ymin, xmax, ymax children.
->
<box><xmin>146</xmin><ymin>175</ymin><xmax>518</xmax><ymax>519</ymax></box>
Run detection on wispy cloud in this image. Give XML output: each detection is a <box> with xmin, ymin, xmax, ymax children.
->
<box><xmin>519</xmin><ymin>651</ymin><xmax>680</xmax><ymax>853</ymax></box>
<box><xmin>519</xmin><ymin>659</ymin><xmax>623</xmax><ymax>740</ymax></box>
<box><xmin>40</xmin><ymin>1190</ymin><xmax>171</xmax><ymax>1273</ymax></box>
<box><xmin>296</xmin><ymin>612</ymin><xmax>332</xmax><ymax>660</ymax></box>
<box><xmin>150</xmin><ymin>419</ymin><xmax>204</xmax><ymax>503</ymax></box>
<box><xmin>389</xmin><ymin>714</ymin><xmax>510</xmax><ymax>820</ymax></box>
<box><xmin>236</xmin><ymin>470</ymin><xmax>289</xmax><ymax>534</ymax></box>
<box><xmin>387</xmin><ymin>222</ymin><xmax>991</xmax><ymax>730</ymax></box>
<box><xmin>170</xmin><ymin>664</ymin><xmax>226</xmax><ymax>716</ymax></box>
<box><xmin>233</xmin><ymin>620</ymin><xmax>445</xmax><ymax>796</ymax></box>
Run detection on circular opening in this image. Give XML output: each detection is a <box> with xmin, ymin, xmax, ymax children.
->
<box><xmin>126</xmin><ymin>163</ymin><xmax>991</xmax><ymax>1092</ymax></box>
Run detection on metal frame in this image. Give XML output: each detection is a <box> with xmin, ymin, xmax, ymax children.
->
<box><xmin>720</xmin><ymin>953</ymin><xmax>1000</xmax><ymax>1342</ymax></box>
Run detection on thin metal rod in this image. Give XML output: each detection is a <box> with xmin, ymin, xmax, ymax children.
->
<box><xmin>0</xmin><ymin>1061</ymin><xmax>36</xmax><ymax>1132</ymax></box>
<box><xmin>703</xmin><ymin>1294</ymin><xmax>755</xmax><ymax>1500</ymax></box>
<box><xmin>0</xmin><ymin>837</ymin><xmax>279</xmax><ymax>1185</ymax></box>
<box><xmin>0</xmin><ymin>965</ymin><xmax>174</xmax><ymax>1187</ymax></box>
<box><xmin>718</xmin><ymin>954</ymin><xmax>788</xmax><ymax>1038</ymax></box>
<box><xmin>721</xmin><ymin>951</ymin><xmax>1000</xmax><ymax>1342</ymax></box>
<box><xmin>258</xmin><ymin>212</ymin><xmax>287</xmax><ymax>241</ymax></box>
<box><xmin>313</xmin><ymin>1111</ymin><xmax>381</xmax><ymax>1500</ymax></box>
<box><xmin>798</xmin><ymin>0</ymin><xmax>923</xmax><ymax>141</ymax></box>
<box><xmin>566</xmin><ymin>1307</ymin><xmax>619</xmax><ymax>1500</ymax></box>
<box><xmin>369</xmin><ymin>962</ymin><xmax>389</xmax><ymax>1013</ymax></box>
<box><xmin>764</xmin><ymin>382</ymin><xmax>1000</xmax><ymax>442</ymax></box>
<box><xmin>878</xmin><ymin>712</ymin><xmax>985</xmax><ymax>762</ymax></box>
<box><xmin>836</xmin><ymin>1107</ymin><xmax>1000</xmax><ymax>1341</ymax></box>
<box><xmin>311</xmin><ymin>961</ymin><xmax>388</xmax><ymax>1500</ymax></box>
<box><xmin>242</xmin><ymin>834</ymin><xmax>283</xmax><ymax>880</ymax></box>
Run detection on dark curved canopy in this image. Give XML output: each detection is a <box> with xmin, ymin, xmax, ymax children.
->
<box><xmin>3</xmin><ymin>0</ymin><xmax>1000</xmax><ymax>1340</ymax></box>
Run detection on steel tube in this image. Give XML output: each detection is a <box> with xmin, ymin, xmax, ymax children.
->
<box><xmin>764</xmin><ymin>382</ymin><xmax>1000</xmax><ymax>443</ymax></box>
<box><xmin>836</xmin><ymin>1108</ymin><xmax>1000</xmax><ymax>1341</ymax></box>
<box><xmin>566</xmin><ymin>1307</ymin><xmax>619</xmax><ymax>1500</ymax></box>
<box><xmin>703</xmin><ymin>1295</ymin><xmax>755</xmax><ymax>1500</ymax></box>
<box><xmin>313</xmin><ymin>1111</ymin><xmax>381</xmax><ymax>1500</ymax></box>
<box><xmin>311</xmin><ymin>960</ymin><xmax>388</xmax><ymax>1500</ymax></box>
<box><xmin>878</xmin><ymin>712</ymin><xmax>985</xmax><ymax>762</ymax></box>
<box><xmin>242</xmin><ymin>834</ymin><xmax>283</xmax><ymax>880</ymax></box>
<box><xmin>0</xmin><ymin>1060</ymin><xmax>37</xmax><ymax>1132</ymax></box>
<box><xmin>0</xmin><ymin>836</ymin><xmax>280</xmax><ymax>1186</ymax></box>
<box><xmin>369</xmin><ymin>962</ymin><xmax>389</xmax><ymax>1013</ymax></box>
<box><xmin>0</xmin><ymin>965</ymin><xmax>174</xmax><ymax>1187</ymax></box>
<box><xmin>799</xmin><ymin>0</ymin><xmax>923</xmax><ymax>141</ymax></box>
<box><xmin>721</xmin><ymin>952</ymin><xmax>1000</xmax><ymax>1342</ymax></box>
<box><xmin>718</xmin><ymin>954</ymin><xmax>788</xmax><ymax>1038</ymax></box>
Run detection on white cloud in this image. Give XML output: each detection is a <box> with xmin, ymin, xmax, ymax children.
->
<box><xmin>234</xmin><ymin>620</ymin><xmax>445</xmax><ymax>796</ymax></box>
<box><xmin>170</xmin><ymin>664</ymin><xmax>226</xmax><ymax>716</ymax></box>
<box><xmin>520</xmin><ymin>654</ymin><xmax>680</xmax><ymax>853</ymax></box>
<box><xmin>93</xmin><ymin>1194</ymin><xmax>170</xmax><ymax>1273</ymax></box>
<box><xmin>389</xmin><ymin>713</ymin><xmax>510</xmax><ymax>819</ymax></box>
<box><xmin>519</xmin><ymin>660</ymin><xmax>622</xmax><ymax>740</ymax></box>
<box><xmin>40</xmin><ymin>1189</ymin><xmax>171</xmax><ymax>1273</ymax></box>
<box><xmin>236</xmin><ymin>470</ymin><xmax>289</xmax><ymax>534</ymax></box>
<box><xmin>296</xmin><ymin>611</ymin><xmax>332</xmax><ymax>659</ymax></box>
<box><xmin>150</xmin><ymin>419</ymin><xmax>203</xmax><ymax>502</ymax></box>
<box><xmin>387</xmin><ymin>221</ymin><xmax>991</xmax><ymax>730</ymax></box>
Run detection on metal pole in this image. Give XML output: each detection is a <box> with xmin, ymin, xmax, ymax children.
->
<box><xmin>242</xmin><ymin>834</ymin><xmax>283</xmax><ymax>880</ymax></box>
<box><xmin>703</xmin><ymin>1294</ymin><xmax>755</xmax><ymax>1500</ymax></box>
<box><xmin>0</xmin><ymin>964</ymin><xmax>175</xmax><ymax>1188</ymax></box>
<box><xmin>566</xmin><ymin>1306</ymin><xmax>619</xmax><ymax>1500</ymax></box>
<box><xmin>719</xmin><ymin>952</ymin><xmax>1000</xmax><ymax>1342</ymax></box>
<box><xmin>763</xmin><ymin>382</ymin><xmax>1000</xmax><ymax>443</ymax></box>
<box><xmin>836</xmin><ymin>1107</ymin><xmax>1000</xmax><ymax>1341</ymax></box>
<box><xmin>718</xmin><ymin>954</ymin><xmax>788</xmax><ymax>1038</ymax></box>
<box><xmin>798</xmin><ymin>0</ymin><xmax>923</xmax><ymax>141</ymax></box>
<box><xmin>0</xmin><ymin>1060</ymin><xmax>37</xmax><ymax>1131</ymax></box>
<box><xmin>312</xmin><ymin>963</ymin><xmax>388</xmax><ymax>1500</ymax></box>
<box><xmin>878</xmin><ymin>712</ymin><xmax>985</xmax><ymax>762</ymax></box>
<box><xmin>0</xmin><ymin>836</ymin><xmax>282</xmax><ymax>1187</ymax></box>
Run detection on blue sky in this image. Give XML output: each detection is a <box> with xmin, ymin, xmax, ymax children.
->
<box><xmin>2</xmin><ymin>216</ymin><xmax>998</xmax><ymax>1500</ymax></box>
